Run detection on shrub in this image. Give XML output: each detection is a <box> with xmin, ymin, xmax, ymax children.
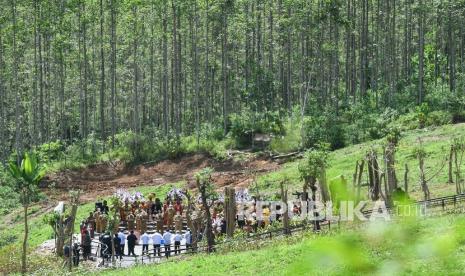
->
<box><xmin>301</xmin><ymin>115</ymin><xmax>345</xmax><ymax>150</ymax></box>
<box><xmin>228</xmin><ymin>110</ymin><xmax>284</xmax><ymax>148</ymax></box>
<box><xmin>426</xmin><ymin>110</ymin><xmax>452</xmax><ymax>126</ymax></box>
<box><xmin>389</xmin><ymin>112</ymin><xmax>419</xmax><ymax>131</ymax></box>
<box><xmin>415</xmin><ymin>103</ymin><xmax>430</xmax><ymax>128</ymax></box>
<box><xmin>35</xmin><ymin>141</ymin><xmax>65</xmax><ymax>164</ymax></box>
<box><xmin>270</xmin><ymin>119</ymin><xmax>302</xmax><ymax>153</ymax></box>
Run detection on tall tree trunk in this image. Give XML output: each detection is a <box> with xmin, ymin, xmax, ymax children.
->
<box><xmin>418</xmin><ymin>0</ymin><xmax>425</xmax><ymax>103</ymax></box>
<box><xmin>110</xmin><ymin>0</ymin><xmax>117</xmax><ymax>148</ymax></box>
<box><xmin>0</xmin><ymin>30</ymin><xmax>5</xmax><ymax>164</ymax></box>
<box><xmin>22</xmin><ymin>204</ymin><xmax>29</xmax><ymax>275</ymax></box>
<box><xmin>132</xmin><ymin>4</ymin><xmax>139</xmax><ymax>133</ymax></box>
<box><xmin>447</xmin><ymin>0</ymin><xmax>455</xmax><ymax>92</ymax></box>
<box><xmin>99</xmin><ymin>0</ymin><xmax>106</xmax><ymax>143</ymax></box>
<box><xmin>162</xmin><ymin>1</ymin><xmax>169</xmax><ymax>136</ymax></box>
<box><xmin>12</xmin><ymin>0</ymin><xmax>21</xmax><ymax>164</ymax></box>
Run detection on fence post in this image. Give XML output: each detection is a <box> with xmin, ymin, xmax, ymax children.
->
<box><xmin>442</xmin><ymin>199</ymin><xmax>445</xmax><ymax>210</ymax></box>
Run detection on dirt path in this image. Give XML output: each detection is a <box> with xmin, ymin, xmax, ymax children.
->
<box><xmin>43</xmin><ymin>153</ymin><xmax>280</xmax><ymax>202</ymax></box>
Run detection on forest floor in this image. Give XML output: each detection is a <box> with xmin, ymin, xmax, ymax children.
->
<box><xmin>42</xmin><ymin>152</ymin><xmax>280</xmax><ymax>202</ymax></box>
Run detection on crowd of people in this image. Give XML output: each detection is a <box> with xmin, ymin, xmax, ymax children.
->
<box><xmin>95</xmin><ymin>228</ymin><xmax>192</xmax><ymax>261</ymax></box>
<box><xmin>77</xmin><ymin>188</ymin><xmax>305</xmax><ymax>262</ymax></box>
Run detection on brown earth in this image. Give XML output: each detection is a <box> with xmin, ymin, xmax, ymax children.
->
<box><xmin>43</xmin><ymin>153</ymin><xmax>280</xmax><ymax>202</ymax></box>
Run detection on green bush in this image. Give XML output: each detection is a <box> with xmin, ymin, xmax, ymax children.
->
<box><xmin>389</xmin><ymin>112</ymin><xmax>419</xmax><ymax>131</ymax></box>
<box><xmin>228</xmin><ymin>110</ymin><xmax>284</xmax><ymax>148</ymax></box>
<box><xmin>301</xmin><ymin>115</ymin><xmax>345</xmax><ymax>150</ymax></box>
<box><xmin>426</xmin><ymin>110</ymin><xmax>452</xmax><ymax>126</ymax></box>
<box><xmin>343</xmin><ymin>105</ymin><xmax>399</xmax><ymax>144</ymax></box>
<box><xmin>35</xmin><ymin>141</ymin><xmax>65</xmax><ymax>164</ymax></box>
<box><xmin>270</xmin><ymin>119</ymin><xmax>302</xmax><ymax>153</ymax></box>
<box><xmin>0</xmin><ymin>168</ymin><xmax>19</xmax><ymax>215</ymax></box>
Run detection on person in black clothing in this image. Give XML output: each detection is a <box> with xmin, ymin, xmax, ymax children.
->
<box><xmin>113</xmin><ymin>233</ymin><xmax>121</xmax><ymax>258</ymax></box>
<box><xmin>127</xmin><ymin>230</ymin><xmax>138</xmax><ymax>256</ymax></box>
<box><xmin>100</xmin><ymin>232</ymin><xmax>112</xmax><ymax>262</ymax></box>
<box><xmin>72</xmin><ymin>243</ymin><xmax>80</xmax><ymax>266</ymax></box>
<box><xmin>82</xmin><ymin>230</ymin><xmax>92</xmax><ymax>260</ymax></box>
<box><xmin>95</xmin><ymin>201</ymin><xmax>103</xmax><ymax>212</ymax></box>
<box><xmin>220</xmin><ymin>218</ymin><xmax>226</xmax><ymax>234</ymax></box>
<box><xmin>101</xmin><ymin>200</ymin><xmax>109</xmax><ymax>214</ymax></box>
<box><xmin>237</xmin><ymin>214</ymin><xmax>245</xmax><ymax>229</ymax></box>
<box><xmin>63</xmin><ymin>245</ymin><xmax>70</xmax><ymax>259</ymax></box>
<box><xmin>153</xmin><ymin>198</ymin><xmax>162</xmax><ymax>214</ymax></box>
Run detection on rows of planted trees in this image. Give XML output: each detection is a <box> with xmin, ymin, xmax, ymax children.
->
<box><xmin>0</xmin><ymin>0</ymin><xmax>465</xmax><ymax>163</ymax></box>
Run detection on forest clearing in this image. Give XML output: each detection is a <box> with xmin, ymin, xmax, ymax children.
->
<box><xmin>1</xmin><ymin>0</ymin><xmax>465</xmax><ymax>274</ymax></box>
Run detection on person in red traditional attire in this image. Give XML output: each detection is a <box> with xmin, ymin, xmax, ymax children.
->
<box><xmin>174</xmin><ymin>199</ymin><xmax>183</xmax><ymax>215</ymax></box>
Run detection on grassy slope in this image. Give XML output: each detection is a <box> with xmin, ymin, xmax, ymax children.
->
<box><xmin>257</xmin><ymin>123</ymin><xmax>465</xmax><ymax>200</ymax></box>
<box><xmin>0</xmin><ymin>182</ymin><xmax>183</xmax><ymax>274</ymax></box>
<box><xmin>98</xmin><ymin>213</ymin><xmax>465</xmax><ymax>276</ymax></box>
<box><xmin>2</xmin><ymin>123</ymin><xmax>465</xmax><ymax>273</ymax></box>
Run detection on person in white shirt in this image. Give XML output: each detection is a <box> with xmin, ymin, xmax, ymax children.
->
<box><xmin>152</xmin><ymin>231</ymin><xmax>163</xmax><ymax>257</ymax></box>
<box><xmin>118</xmin><ymin>229</ymin><xmax>126</xmax><ymax>258</ymax></box>
<box><xmin>173</xmin><ymin>231</ymin><xmax>182</xmax><ymax>255</ymax></box>
<box><xmin>162</xmin><ymin>230</ymin><xmax>172</xmax><ymax>258</ymax></box>
<box><xmin>184</xmin><ymin>229</ymin><xmax>192</xmax><ymax>252</ymax></box>
<box><xmin>141</xmin><ymin>232</ymin><xmax>150</xmax><ymax>255</ymax></box>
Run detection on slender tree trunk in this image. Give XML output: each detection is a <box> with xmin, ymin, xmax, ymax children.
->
<box><xmin>280</xmin><ymin>182</ymin><xmax>289</xmax><ymax>234</ymax></box>
<box><xmin>99</xmin><ymin>0</ymin><xmax>106</xmax><ymax>143</ymax></box>
<box><xmin>132</xmin><ymin>4</ymin><xmax>140</xmax><ymax>133</ymax></box>
<box><xmin>418</xmin><ymin>0</ymin><xmax>425</xmax><ymax>104</ymax></box>
<box><xmin>162</xmin><ymin>2</ymin><xmax>169</xmax><ymax>136</ymax></box>
<box><xmin>22</xmin><ymin>203</ymin><xmax>29</xmax><ymax>275</ymax></box>
<box><xmin>404</xmin><ymin>163</ymin><xmax>409</xmax><ymax>195</ymax></box>
<box><xmin>0</xmin><ymin>30</ymin><xmax>5</xmax><ymax>164</ymax></box>
<box><xmin>449</xmin><ymin>145</ymin><xmax>454</xmax><ymax>183</ymax></box>
<box><xmin>110</xmin><ymin>0</ymin><xmax>117</xmax><ymax>148</ymax></box>
<box><xmin>12</xmin><ymin>0</ymin><xmax>21</xmax><ymax>164</ymax></box>
<box><xmin>447</xmin><ymin>1</ymin><xmax>455</xmax><ymax>92</ymax></box>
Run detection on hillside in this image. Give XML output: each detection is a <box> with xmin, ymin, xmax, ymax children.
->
<box><xmin>2</xmin><ymin>123</ymin><xmax>465</xmax><ymax>274</ymax></box>
<box><xmin>83</xmin><ymin>214</ymin><xmax>465</xmax><ymax>275</ymax></box>
<box><xmin>254</xmin><ymin>123</ymin><xmax>465</xmax><ymax>202</ymax></box>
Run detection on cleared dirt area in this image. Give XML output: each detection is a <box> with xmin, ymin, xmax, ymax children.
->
<box><xmin>43</xmin><ymin>153</ymin><xmax>280</xmax><ymax>202</ymax></box>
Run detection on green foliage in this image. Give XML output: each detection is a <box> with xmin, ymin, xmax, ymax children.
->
<box><xmin>270</xmin><ymin>114</ymin><xmax>303</xmax><ymax>153</ymax></box>
<box><xmin>416</xmin><ymin>103</ymin><xmax>430</xmax><ymax>129</ymax></box>
<box><xmin>35</xmin><ymin>141</ymin><xmax>65</xmax><ymax>164</ymax></box>
<box><xmin>42</xmin><ymin>212</ymin><xmax>60</xmax><ymax>228</ymax></box>
<box><xmin>298</xmin><ymin>144</ymin><xmax>330</xmax><ymax>183</ymax></box>
<box><xmin>228</xmin><ymin>110</ymin><xmax>284</xmax><ymax>148</ymax></box>
<box><xmin>385</xmin><ymin>127</ymin><xmax>402</xmax><ymax>145</ymax></box>
<box><xmin>195</xmin><ymin>167</ymin><xmax>218</xmax><ymax>200</ymax></box>
<box><xmin>8</xmin><ymin>152</ymin><xmax>46</xmax><ymax>205</ymax></box>
<box><xmin>329</xmin><ymin>175</ymin><xmax>352</xmax><ymax>210</ymax></box>
<box><xmin>343</xmin><ymin>106</ymin><xmax>399</xmax><ymax>144</ymax></box>
<box><xmin>301</xmin><ymin>115</ymin><xmax>345</xmax><ymax>150</ymax></box>
<box><xmin>0</xmin><ymin>167</ymin><xmax>19</xmax><ymax>215</ymax></box>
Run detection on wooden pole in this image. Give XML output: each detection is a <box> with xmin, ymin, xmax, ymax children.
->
<box><xmin>280</xmin><ymin>181</ymin><xmax>289</xmax><ymax>235</ymax></box>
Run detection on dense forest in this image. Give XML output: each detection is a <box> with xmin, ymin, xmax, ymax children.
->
<box><xmin>0</xmin><ymin>0</ymin><xmax>465</xmax><ymax>163</ymax></box>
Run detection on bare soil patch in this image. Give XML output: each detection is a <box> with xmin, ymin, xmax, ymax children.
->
<box><xmin>43</xmin><ymin>153</ymin><xmax>280</xmax><ymax>202</ymax></box>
